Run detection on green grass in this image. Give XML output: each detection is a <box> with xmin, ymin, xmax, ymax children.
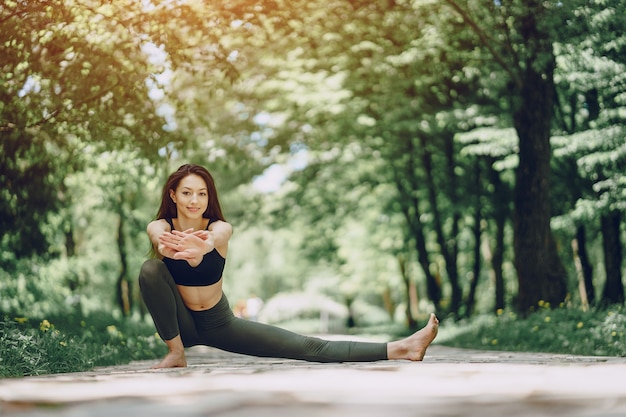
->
<box><xmin>436</xmin><ymin>304</ymin><xmax>626</xmax><ymax>357</ymax></box>
<box><xmin>1</xmin><ymin>304</ymin><xmax>624</xmax><ymax>378</ymax></box>
<box><xmin>0</xmin><ymin>312</ymin><xmax>166</xmax><ymax>378</ymax></box>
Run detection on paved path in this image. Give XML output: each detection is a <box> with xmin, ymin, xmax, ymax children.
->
<box><xmin>1</xmin><ymin>343</ymin><xmax>625</xmax><ymax>417</ymax></box>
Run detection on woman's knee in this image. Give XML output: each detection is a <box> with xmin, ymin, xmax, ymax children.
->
<box><xmin>138</xmin><ymin>259</ymin><xmax>167</xmax><ymax>289</ymax></box>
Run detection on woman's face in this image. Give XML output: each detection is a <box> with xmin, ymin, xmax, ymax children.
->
<box><xmin>169</xmin><ymin>174</ymin><xmax>208</xmax><ymax>219</ymax></box>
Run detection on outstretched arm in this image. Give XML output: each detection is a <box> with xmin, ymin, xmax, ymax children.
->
<box><xmin>207</xmin><ymin>220</ymin><xmax>233</xmax><ymax>254</ymax></box>
<box><xmin>158</xmin><ymin>220</ymin><xmax>233</xmax><ymax>266</ymax></box>
<box><xmin>147</xmin><ymin>219</ymin><xmax>176</xmax><ymax>259</ymax></box>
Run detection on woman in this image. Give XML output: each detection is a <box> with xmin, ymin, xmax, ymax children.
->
<box><xmin>139</xmin><ymin>164</ymin><xmax>439</xmax><ymax>369</ymax></box>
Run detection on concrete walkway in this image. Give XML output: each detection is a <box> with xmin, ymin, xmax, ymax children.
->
<box><xmin>1</xmin><ymin>343</ymin><xmax>625</xmax><ymax>417</ymax></box>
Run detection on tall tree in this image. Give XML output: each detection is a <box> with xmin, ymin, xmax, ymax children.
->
<box><xmin>443</xmin><ymin>0</ymin><xmax>570</xmax><ymax>311</ymax></box>
<box><xmin>1</xmin><ymin>1</ymin><xmax>164</xmax><ymax>260</ymax></box>
<box><xmin>551</xmin><ymin>0</ymin><xmax>626</xmax><ymax>306</ymax></box>
<box><xmin>0</xmin><ymin>0</ymin><xmax>266</xmax><ymax>262</ymax></box>
<box><xmin>254</xmin><ymin>0</ymin><xmax>486</xmax><ymax>315</ymax></box>
<box><xmin>457</xmin><ymin>127</ymin><xmax>517</xmax><ymax>313</ymax></box>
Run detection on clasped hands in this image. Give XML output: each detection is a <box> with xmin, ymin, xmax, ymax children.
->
<box><xmin>158</xmin><ymin>228</ymin><xmax>215</xmax><ymax>267</ymax></box>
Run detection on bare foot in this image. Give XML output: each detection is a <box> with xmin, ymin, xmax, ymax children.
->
<box><xmin>151</xmin><ymin>350</ymin><xmax>187</xmax><ymax>369</ymax></box>
<box><xmin>388</xmin><ymin>313</ymin><xmax>439</xmax><ymax>361</ymax></box>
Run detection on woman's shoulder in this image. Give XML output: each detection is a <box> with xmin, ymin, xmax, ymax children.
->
<box><xmin>147</xmin><ymin>218</ymin><xmax>172</xmax><ymax>231</ymax></box>
<box><xmin>208</xmin><ymin>219</ymin><xmax>233</xmax><ymax>237</ymax></box>
<box><xmin>208</xmin><ymin>218</ymin><xmax>232</xmax><ymax>228</ymax></box>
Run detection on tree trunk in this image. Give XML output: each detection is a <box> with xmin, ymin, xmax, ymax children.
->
<box><xmin>572</xmin><ymin>238</ymin><xmax>589</xmax><ymax>311</ymax></box>
<box><xmin>492</xmin><ymin>218</ymin><xmax>507</xmax><ymax>313</ymax></box>
<box><xmin>397</xmin><ymin>253</ymin><xmax>417</xmax><ymax>329</ymax></box>
<box><xmin>512</xmin><ymin>10</ymin><xmax>567</xmax><ymax>312</ymax></box>
<box><xmin>465</xmin><ymin>160</ymin><xmax>482</xmax><ymax>318</ymax></box>
<box><xmin>465</xmin><ymin>202</ymin><xmax>482</xmax><ymax>318</ymax></box>
<box><xmin>600</xmin><ymin>211</ymin><xmax>624</xmax><ymax>306</ymax></box>
<box><xmin>419</xmin><ymin>135</ymin><xmax>462</xmax><ymax>316</ymax></box>
<box><xmin>574</xmin><ymin>225</ymin><xmax>595</xmax><ymax>306</ymax></box>
<box><xmin>403</xmin><ymin>200</ymin><xmax>442</xmax><ymax>308</ymax></box>
<box><xmin>487</xmin><ymin>158</ymin><xmax>508</xmax><ymax>312</ymax></box>
<box><xmin>116</xmin><ymin>211</ymin><xmax>132</xmax><ymax>316</ymax></box>
<box><xmin>392</xmin><ymin>137</ymin><xmax>442</xmax><ymax>308</ymax></box>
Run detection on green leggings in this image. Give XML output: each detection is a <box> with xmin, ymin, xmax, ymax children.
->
<box><xmin>138</xmin><ymin>259</ymin><xmax>388</xmax><ymax>362</ymax></box>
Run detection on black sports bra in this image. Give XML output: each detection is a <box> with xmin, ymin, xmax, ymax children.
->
<box><xmin>162</xmin><ymin>218</ymin><xmax>226</xmax><ymax>286</ymax></box>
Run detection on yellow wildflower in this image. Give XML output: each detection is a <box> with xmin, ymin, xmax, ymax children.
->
<box><xmin>576</xmin><ymin>322</ymin><xmax>584</xmax><ymax>329</ymax></box>
<box><xmin>14</xmin><ymin>317</ymin><xmax>28</xmax><ymax>324</ymax></box>
<box><xmin>106</xmin><ymin>325</ymin><xmax>119</xmax><ymax>337</ymax></box>
<box><xmin>40</xmin><ymin>319</ymin><xmax>52</xmax><ymax>332</ymax></box>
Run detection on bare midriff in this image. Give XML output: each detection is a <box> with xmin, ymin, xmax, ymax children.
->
<box><xmin>177</xmin><ymin>280</ymin><xmax>223</xmax><ymax>311</ymax></box>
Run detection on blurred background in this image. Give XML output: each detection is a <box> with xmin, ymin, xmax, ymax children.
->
<box><xmin>1</xmin><ymin>0</ymin><xmax>624</xmax><ymax>374</ymax></box>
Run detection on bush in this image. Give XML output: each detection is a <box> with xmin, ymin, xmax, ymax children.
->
<box><xmin>438</xmin><ymin>304</ymin><xmax>626</xmax><ymax>357</ymax></box>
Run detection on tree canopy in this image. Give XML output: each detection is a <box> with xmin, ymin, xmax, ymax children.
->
<box><xmin>1</xmin><ymin>0</ymin><xmax>624</xmax><ymax>321</ymax></box>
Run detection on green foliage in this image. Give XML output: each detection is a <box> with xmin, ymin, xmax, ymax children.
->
<box><xmin>0</xmin><ymin>0</ymin><xmax>267</xmax><ymax>262</ymax></box>
<box><xmin>439</xmin><ymin>305</ymin><xmax>626</xmax><ymax>357</ymax></box>
<box><xmin>0</xmin><ymin>128</ymin><xmax>75</xmax><ymax>262</ymax></box>
<box><xmin>0</xmin><ymin>0</ymin><xmax>624</xmax><ymax>375</ymax></box>
<box><xmin>551</xmin><ymin>0</ymin><xmax>626</xmax><ymax>219</ymax></box>
<box><xmin>553</xmin><ymin>127</ymin><xmax>626</xmax><ymax>216</ymax></box>
<box><xmin>0</xmin><ymin>257</ymin><xmax>72</xmax><ymax>317</ymax></box>
<box><xmin>0</xmin><ymin>312</ymin><xmax>165</xmax><ymax>377</ymax></box>
<box><xmin>0</xmin><ymin>319</ymin><xmax>89</xmax><ymax>377</ymax></box>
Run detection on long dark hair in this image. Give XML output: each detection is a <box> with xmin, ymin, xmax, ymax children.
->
<box><xmin>155</xmin><ymin>164</ymin><xmax>226</xmax><ymax>222</ymax></box>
